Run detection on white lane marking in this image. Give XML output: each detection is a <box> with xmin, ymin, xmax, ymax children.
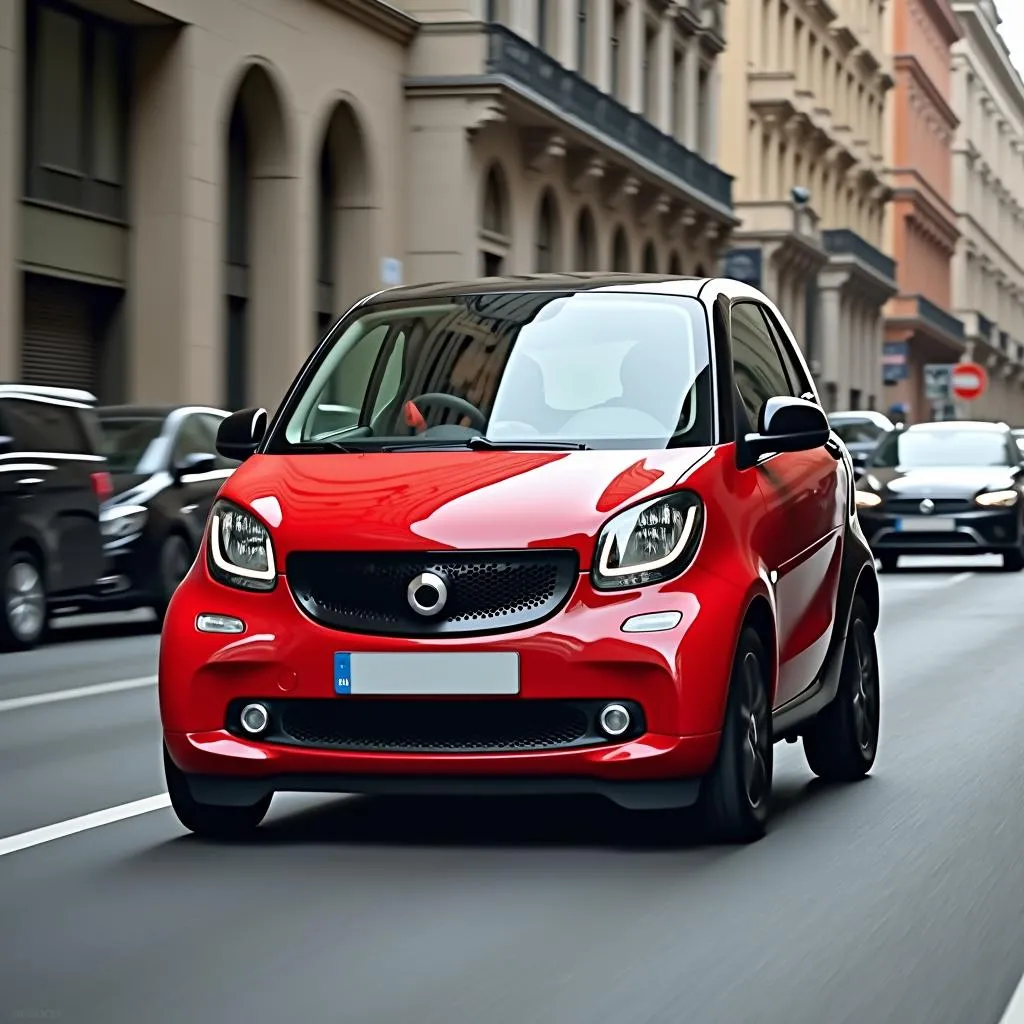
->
<box><xmin>0</xmin><ymin>675</ymin><xmax>157</xmax><ymax>713</ymax></box>
<box><xmin>0</xmin><ymin>794</ymin><xmax>170</xmax><ymax>857</ymax></box>
<box><xmin>997</xmin><ymin>970</ymin><xmax>1024</xmax><ymax>1023</ymax></box>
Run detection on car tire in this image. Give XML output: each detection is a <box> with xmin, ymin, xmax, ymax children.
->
<box><xmin>164</xmin><ymin>745</ymin><xmax>272</xmax><ymax>840</ymax></box>
<box><xmin>0</xmin><ymin>550</ymin><xmax>48</xmax><ymax>652</ymax></box>
<box><xmin>698</xmin><ymin>627</ymin><xmax>773</xmax><ymax>844</ymax></box>
<box><xmin>876</xmin><ymin>552</ymin><xmax>899</xmax><ymax>573</ymax></box>
<box><xmin>802</xmin><ymin>596</ymin><xmax>880</xmax><ymax>782</ymax></box>
<box><xmin>1000</xmin><ymin>546</ymin><xmax>1024</xmax><ymax>572</ymax></box>
<box><xmin>151</xmin><ymin>533</ymin><xmax>194</xmax><ymax>624</ymax></box>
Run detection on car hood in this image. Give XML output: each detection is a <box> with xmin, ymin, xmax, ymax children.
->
<box><xmin>869</xmin><ymin>466</ymin><xmax>1019</xmax><ymax>499</ymax></box>
<box><xmin>220</xmin><ymin>447</ymin><xmax>714</xmax><ymax>558</ymax></box>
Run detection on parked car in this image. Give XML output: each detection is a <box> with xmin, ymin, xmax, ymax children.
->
<box><xmin>1011</xmin><ymin>427</ymin><xmax>1024</xmax><ymax>457</ymax></box>
<box><xmin>93</xmin><ymin>405</ymin><xmax>237</xmax><ymax>620</ymax></box>
<box><xmin>828</xmin><ymin>411</ymin><xmax>894</xmax><ymax>475</ymax></box>
<box><xmin>856</xmin><ymin>420</ymin><xmax>1024</xmax><ymax>571</ymax></box>
<box><xmin>159</xmin><ymin>273</ymin><xmax>881</xmax><ymax>845</ymax></box>
<box><xmin>0</xmin><ymin>384</ymin><xmax>110</xmax><ymax>650</ymax></box>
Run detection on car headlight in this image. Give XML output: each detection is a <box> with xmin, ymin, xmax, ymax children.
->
<box><xmin>207</xmin><ymin>499</ymin><xmax>277</xmax><ymax>591</ymax></box>
<box><xmin>591</xmin><ymin>492</ymin><xmax>704</xmax><ymax>591</ymax></box>
<box><xmin>100</xmin><ymin>504</ymin><xmax>148</xmax><ymax>540</ymax></box>
<box><xmin>975</xmin><ymin>489</ymin><xmax>1018</xmax><ymax>507</ymax></box>
<box><xmin>855</xmin><ymin>490</ymin><xmax>882</xmax><ymax>508</ymax></box>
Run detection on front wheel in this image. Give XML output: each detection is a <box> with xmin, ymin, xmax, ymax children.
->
<box><xmin>802</xmin><ymin>596</ymin><xmax>880</xmax><ymax>781</ymax></box>
<box><xmin>698</xmin><ymin>627</ymin><xmax>773</xmax><ymax>844</ymax></box>
<box><xmin>1000</xmin><ymin>546</ymin><xmax>1024</xmax><ymax>572</ymax></box>
<box><xmin>164</xmin><ymin>745</ymin><xmax>272</xmax><ymax>840</ymax></box>
<box><xmin>0</xmin><ymin>551</ymin><xmax>48</xmax><ymax>652</ymax></box>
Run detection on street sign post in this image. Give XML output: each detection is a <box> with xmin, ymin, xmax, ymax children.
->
<box><xmin>950</xmin><ymin>361</ymin><xmax>988</xmax><ymax>402</ymax></box>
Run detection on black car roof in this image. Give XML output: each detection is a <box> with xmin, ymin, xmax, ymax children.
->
<box><xmin>358</xmin><ymin>273</ymin><xmax>710</xmax><ymax>305</ymax></box>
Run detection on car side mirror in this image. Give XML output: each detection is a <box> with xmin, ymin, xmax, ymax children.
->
<box><xmin>172</xmin><ymin>451</ymin><xmax>218</xmax><ymax>482</ymax></box>
<box><xmin>743</xmin><ymin>396</ymin><xmax>830</xmax><ymax>462</ymax></box>
<box><xmin>216</xmin><ymin>408</ymin><xmax>267</xmax><ymax>462</ymax></box>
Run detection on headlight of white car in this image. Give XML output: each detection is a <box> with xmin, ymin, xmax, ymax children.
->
<box><xmin>207</xmin><ymin>499</ymin><xmax>277</xmax><ymax>591</ymax></box>
<box><xmin>855</xmin><ymin>490</ymin><xmax>882</xmax><ymax>508</ymax></box>
<box><xmin>975</xmin><ymin>489</ymin><xmax>1018</xmax><ymax>508</ymax></box>
<box><xmin>100</xmin><ymin>504</ymin><xmax>148</xmax><ymax>540</ymax></box>
<box><xmin>591</xmin><ymin>491</ymin><xmax>704</xmax><ymax>591</ymax></box>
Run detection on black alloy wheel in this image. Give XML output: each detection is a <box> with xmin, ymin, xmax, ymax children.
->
<box><xmin>803</xmin><ymin>596</ymin><xmax>880</xmax><ymax>781</ymax></box>
<box><xmin>698</xmin><ymin>627</ymin><xmax>773</xmax><ymax>843</ymax></box>
<box><xmin>164</xmin><ymin>745</ymin><xmax>272</xmax><ymax>840</ymax></box>
<box><xmin>152</xmin><ymin>533</ymin><xmax>194</xmax><ymax>622</ymax></box>
<box><xmin>0</xmin><ymin>550</ymin><xmax>48</xmax><ymax>652</ymax></box>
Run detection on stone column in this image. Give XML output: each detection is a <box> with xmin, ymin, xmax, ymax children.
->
<box><xmin>508</xmin><ymin>0</ymin><xmax>533</xmax><ymax>40</ymax></box>
<box><xmin>684</xmin><ymin>37</ymin><xmax>700</xmax><ymax>150</ymax></box>
<box><xmin>0</xmin><ymin>0</ymin><xmax>23</xmax><ymax>380</ymax></box>
<box><xmin>654</xmin><ymin>9</ymin><xmax>674</xmax><ymax>134</ymax></box>
<box><xmin>818</xmin><ymin>274</ymin><xmax>845</xmax><ymax>407</ymax></box>
<box><xmin>625</xmin><ymin>0</ymin><xmax>645</xmax><ymax>113</ymax></box>
<box><xmin>591</xmin><ymin>0</ymin><xmax>613</xmax><ymax>92</ymax></box>
<box><xmin>556</xmin><ymin>0</ymin><xmax>577</xmax><ymax>71</ymax></box>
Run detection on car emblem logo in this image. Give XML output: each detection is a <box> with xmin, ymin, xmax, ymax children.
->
<box><xmin>919</xmin><ymin>499</ymin><xmax>935</xmax><ymax>514</ymax></box>
<box><xmin>407</xmin><ymin>571</ymin><xmax>448</xmax><ymax>617</ymax></box>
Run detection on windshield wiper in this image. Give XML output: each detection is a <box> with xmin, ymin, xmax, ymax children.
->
<box><xmin>382</xmin><ymin>437</ymin><xmax>590</xmax><ymax>453</ymax></box>
<box><xmin>292</xmin><ymin>441</ymin><xmax>369</xmax><ymax>453</ymax></box>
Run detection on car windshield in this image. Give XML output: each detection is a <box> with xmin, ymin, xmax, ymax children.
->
<box><xmin>271</xmin><ymin>291</ymin><xmax>713</xmax><ymax>452</ymax></box>
<box><xmin>870</xmin><ymin>428</ymin><xmax>1013</xmax><ymax>468</ymax></box>
<box><xmin>98</xmin><ymin>415</ymin><xmax>168</xmax><ymax>473</ymax></box>
<box><xmin>830</xmin><ymin>419</ymin><xmax>888</xmax><ymax>445</ymax></box>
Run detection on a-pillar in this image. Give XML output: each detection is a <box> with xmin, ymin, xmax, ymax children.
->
<box><xmin>0</xmin><ymin>0</ymin><xmax>23</xmax><ymax>380</ymax></box>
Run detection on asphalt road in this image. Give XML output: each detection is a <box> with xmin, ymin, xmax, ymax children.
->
<box><xmin>2</xmin><ymin>557</ymin><xmax>1024</xmax><ymax>1024</ymax></box>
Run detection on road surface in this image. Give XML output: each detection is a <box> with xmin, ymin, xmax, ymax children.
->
<box><xmin>2</xmin><ymin>559</ymin><xmax>1024</xmax><ymax>1024</ymax></box>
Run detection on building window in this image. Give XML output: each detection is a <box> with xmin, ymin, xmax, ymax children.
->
<box><xmin>24</xmin><ymin>0</ymin><xmax>129</xmax><ymax>220</ymax></box>
<box><xmin>577</xmin><ymin>0</ymin><xmax>589</xmax><ymax>75</ymax></box>
<box><xmin>611</xmin><ymin>3</ymin><xmax>625</xmax><ymax>99</ymax></box>
<box><xmin>480</xmin><ymin>165</ymin><xmax>510</xmax><ymax>277</ymax></box>
<box><xmin>697</xmin><ymin>64</ymin><xmax>710</xmax><ymax>153</ymax></box>
<box><xmin>642</xmin><ymin>241</ymin><xmax>658</xmax><ymax>273</ymax></box>
<box><xmin>612</xmin><ymin>227</ymin><xmax>630</xmax><ymax>271</ymax></box>
<box><xmin>671</xmin><ymin>47</ymin><xmax>684</xmax><ymax>138</ymax></box>
<box><xmin>535</xmin><ymin>191</ymin><xmax>560</xmax><ymax>272</ymax></box>
<box><xmin>643</xmin><ymin>23</ymin><xmax>657</xmax><ymax>118</ymax></box>
<box><xmin>575</xmin><ymin>208</ymin><xmax>597</xmax><ymax>270</ymax></box>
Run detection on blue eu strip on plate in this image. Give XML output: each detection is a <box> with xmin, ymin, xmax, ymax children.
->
<box><xmin>334</xmin><ymin>652</ymin><xmax>352</xmax><ymax>694</ymax></box>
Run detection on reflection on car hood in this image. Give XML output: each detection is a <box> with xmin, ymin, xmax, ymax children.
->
<box><xmin>105</xmin><ymin>471</ymin><xmax>165</xmax><ymax>507</ymax></box>
<box><xmin>220</xmin><ymin>447</ymin><xmax>714</xmax><ymax>554</ymax></box>
<box><xmin>871</xmin><ymin>466</ymin><xmax>1018</xmax><ymax>499</ymax></box>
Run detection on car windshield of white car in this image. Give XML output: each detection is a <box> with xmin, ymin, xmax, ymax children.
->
<box><xmin>273</xmin><ymin>291</ymin><xmax>714</xmax><ymax>452</ymax></box>
<box><xmin>871</xmin><ymin>429</ymin><xmax>1014</xmax><ymax>468</ymax></box>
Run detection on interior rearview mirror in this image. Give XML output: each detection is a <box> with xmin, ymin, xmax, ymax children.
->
<box><xmin>743</xmin><ymin>396</ymin><xmax>830</xmax><ymax>463</ymax></box>
<box><xmin>216</xmin><ymin>408</ymin><xmax>268</xmax><ymax>462</ymax></box>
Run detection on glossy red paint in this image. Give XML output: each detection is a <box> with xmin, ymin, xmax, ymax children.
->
<box><xmin>160</xmin><ymin>443</ymin><xmax>778</xmax><ymax>785</ymax></box>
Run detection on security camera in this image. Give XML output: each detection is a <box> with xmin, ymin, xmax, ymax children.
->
<box><xmin>791</xmin><ymin>186</ymin><xmax>811</xmax><ymax>205</ymax></box>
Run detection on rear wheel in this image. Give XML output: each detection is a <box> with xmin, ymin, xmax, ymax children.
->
<box><xmin>164</xmin><ymin>745</ymin><xmax>271</xmax><ymax>839</ymax></box>
<box><xmin>151</xmin><ymin>533</ymin><xmax>193</xmax><ymax>624</ymax></box>
<box><xmin>698</xmin><ymin>628</ymin><xmax>773</xmax><ymax>844</ymax></box>
<box><xmin>0</xmin><ymin>551</ymin><xmax>48</xmax><ymax>652</ymax></box>
<box><xmin>1000</xmin><ymin>547</ymin><xmax>1024</xmax><ymax>572</ymax></box>
<box><xmin>802</xmin><ymin>596</ymin><xmax>880</xmax><ymax>781</ymax></box>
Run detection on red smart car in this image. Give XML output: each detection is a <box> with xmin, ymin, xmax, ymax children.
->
<box><xmin>159</xmin><ymin>274</ymin><xmax>881</xmax><ymax>844</ymax></box>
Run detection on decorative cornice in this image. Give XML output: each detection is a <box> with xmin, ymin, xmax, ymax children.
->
<box><xmin>321</xmin><ymin>0</ymin><xmax>419</xmax><ymax>44</ymax></box>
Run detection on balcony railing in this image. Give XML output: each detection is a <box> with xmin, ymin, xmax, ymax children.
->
<box><xmin>977</xmin><ymin>312</ymin><xmax>994</xmax><ymax>340</ymax></box>
<box><xmin>822</xmin><ymin>229</ymin><xmax>896</xmax><ymax>281</ymax></box>
<box><xmin>916</xmin><ymin>295</ymin><xmax>965</xmax><ymax>341</ymax></box>
<box><xmin>485</xmin><ymin>25</ymin><xmax>733</xmax><ymax>210</ymax></box>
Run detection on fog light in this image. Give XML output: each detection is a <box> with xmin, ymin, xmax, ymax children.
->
<box><xmin>196</xmin><ymin>613</ymin><xmax>245</xmax><ymax>634</ymax></box>
<box><xmin>599</xmin><ymin>703</ymin><xmax>631</xmax><ymax>737</ymax></box>
<box><xmin>240</xmin><ymin>703</ymin><xmax>269</xmax><ymax>735</ymax></box>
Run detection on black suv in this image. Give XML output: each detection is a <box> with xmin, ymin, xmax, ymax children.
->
<box><xmin>0</xmin><ymin>385</ymin><xmax>109</xmax><ymax>650</ymax></box>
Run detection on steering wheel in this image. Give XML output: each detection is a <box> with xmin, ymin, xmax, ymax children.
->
<box><xmin>406</xmin><ymin>393</ymin><xmax>487</xmax><ymax>432</ymax></box>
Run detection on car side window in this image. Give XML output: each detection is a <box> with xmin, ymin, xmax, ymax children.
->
<box><xmin>172</xmin><ymin>415</ymin><xmax>214</xmax><ymax>465</ymax></box>
<box><xmin>197</xmin><ymin>413</ymin><xmax>238</xmax><ymax>469</ymax></box>
<box><xmin>730</xmin><ymin>302</ymin><xmax>793</xmax><ymax>427</ymax></box>
<box><xmin>759</xmin><ymin>307</ymin><xmax>812</xmax><ymax>398</ymax></box>
<box><xmin>0</xmin><ymin>397</ymin><xmax>88</xmax><ymax>453</ymax></box>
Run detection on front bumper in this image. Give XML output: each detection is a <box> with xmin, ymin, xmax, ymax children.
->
<box><xmin>858</xmin><ymin>505</ymin><xmax>1022</xmax><ymax>554</ymax></box>
<box><xmin>160</xmin><ymin>561</ymin><xmax>748</xmax><ymax>807</ymax></box>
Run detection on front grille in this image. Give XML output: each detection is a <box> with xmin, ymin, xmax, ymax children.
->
<box><xmin>225</xmin><ymin>698</ymin><xmax>645</xmax><ymax>754</ymax></box>
<box><xmin>882</xmin><ymin>498</ymin><xmax>975</xmax><ymax>514</ymax></box>
<box><xmin>287</xmin><ymin>550</ymin><xmax>579</xmax><ymax>637</ymax></box>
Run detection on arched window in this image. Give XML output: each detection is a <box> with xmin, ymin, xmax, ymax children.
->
<box><xmin>535</xmin><ymin>191</ymin><xmax>560</xmax><ymax>272</ymax></box>
<box><xmin>480</xmin><ymin>164</ymin><xmax>510</xmax><ymax>276</ymax></box>
<box><xmin>668</xmin><ymin>251</ymin><xmax>682</xmax><ymax>275</ymax></box>
<box><xmin>642</xmin><ymin>241</ymin><xmax>658</xmax><ymax>273</ymax></box>
<box><xmin>612</xmin><ymin>227</ymin><xmax>630</xmax><ymax>271</ymax></box>
<box><xmin>575</xmin><ymin>207</ymin><xmax>597</xmax><ymax>270</ymax></box>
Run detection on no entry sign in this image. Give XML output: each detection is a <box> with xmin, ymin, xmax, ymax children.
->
<box><xmin>951</xmin><ymin>362</ymin><xmax>988</xmax><ymax>401</ymax></box>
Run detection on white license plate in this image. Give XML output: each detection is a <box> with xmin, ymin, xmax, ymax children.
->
<box><xmin>333</xmin><ymin>652</ymin><xmax>520</xmax><ymax>696</ymax></box>
<box><xmin>895</xmin><ymin>517</ymin><xmax>956</xmax><ymax>532</ymax></box>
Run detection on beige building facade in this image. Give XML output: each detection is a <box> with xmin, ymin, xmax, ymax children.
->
<box><xmin>950</xmin><ymin>0</ymin><xmax>1024</xmax><ymax>424</ymax></box>
<box><xmin>718</xmin><ymin>0</ymin><xmax>897</xmax><ymax>412</ymax></box>
<box><xmin>0</xmin><ymin>0</ymin><xmax>735</xmax><ymax>413</ymax></box>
